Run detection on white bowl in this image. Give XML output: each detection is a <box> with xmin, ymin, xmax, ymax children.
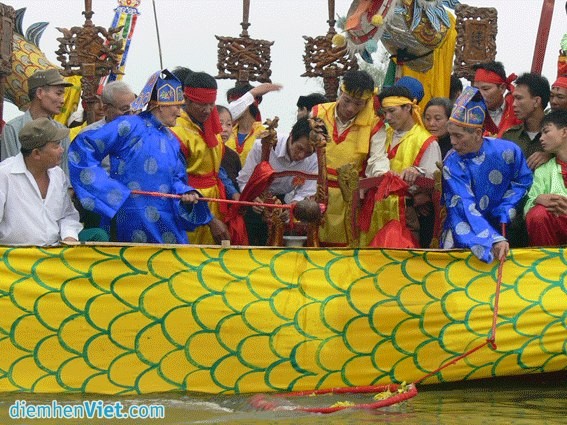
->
<box><xmin>283</xmin><ymin>235</ymin><xmax>307</xmax><ymax>247</ymax></box>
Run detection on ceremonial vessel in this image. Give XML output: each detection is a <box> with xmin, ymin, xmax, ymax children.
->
<box><xmin>0</xmin><ymin>243</ymin><xmax>565</xmax><ymax>395</ymax></box>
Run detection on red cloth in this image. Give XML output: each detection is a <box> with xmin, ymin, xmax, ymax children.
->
<box><xmin>359</xmin><ymin>172</ymin><xmax>409</xmax><ymax>232</ymax></box>
<box><xmin>367</xmin><ymin>219</ymin><xmax>419</xmax><ymax>248</ymax></box>
<box><xmin>474</xmin><ymin>69</ymin><xmax>517</xmax><ymax>92</ymax></box>
<box><xmin>184</xmin><ymin>87</ymin><xmax>221</xmax><ymax>148</ymax></box>
<box><xmin>225</xmin><ymin>161</ymin><xmax>276</xmax><ymax>245</ymax></box>
<box><xmin>526</xmin><ymin>204</ymin><xmax>567</xmax><ymax>246</ymax></box>
<box><xmin>553</xmin><ymin>76</ymin><xmax>567</xmax><ymax>89</ymax></box>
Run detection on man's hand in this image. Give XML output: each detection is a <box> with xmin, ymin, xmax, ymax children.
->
<box><xmin>62</xmin><ymin>237</ymin><xmax>78</xmax><ymax>243</ymax></box>
<box><xmin>547</xmin><ymin>194</ymin><xmax>567</xmax><ymax>216</ymax></box>
<box><xmin>180</xmin><ymin>191</ymin><xmax>200</xmax><ymax>204</ymax></box>
<box><xmin>526</xmin><ymin>151</ymin><xmax>552</xmax><ymax>170</ymax></box>
<box><xmin>232</xmin><ymin>193</ymin><xmax>241</xmax><ymax>201</ymax></box>
<box><xmin>400</xmin><ymin>167</ymin><xmax>422</xmax><ymax>185</ymax></box>
<box><xmin>252</xmin><ymin>197</ymin><xmax>264</xmax><ymax>214</ymax></box>
<box><xmin>491</xmin><ymin>240</ymin><xmax>509</xmax><ymax>262</ymax></box>
<box><xmin>209</xmin><ymin>217</ymin><xmax>231</xmax><ymax>244</ymax></box>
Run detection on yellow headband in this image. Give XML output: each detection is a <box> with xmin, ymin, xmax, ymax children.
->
<box><xmin>381</xmin><ymin>96</ymin><xmax>424</xmax><ymax>129</ymax></box>
<box><xmin>340</xmin><ymin>83</ymin><xmax>376</xmax><ymax>100</ymax></box>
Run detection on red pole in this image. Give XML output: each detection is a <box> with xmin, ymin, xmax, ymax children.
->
<box><xmin>531</xmin><ymin>0</ymin><xmax>556</xmax><ymax>75</ymax></box>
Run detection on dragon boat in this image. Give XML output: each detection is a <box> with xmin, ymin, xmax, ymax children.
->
<box><xmin>0</xmin><ymin>243</ymin><xmax>565</xmax><ymax>395</ymax></box>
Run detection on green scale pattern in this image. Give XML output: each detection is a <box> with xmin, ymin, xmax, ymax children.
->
<box><xmin>0</xmin><ymin>245</ymin><xmax>565</xmax><ymax>394</ymax></box>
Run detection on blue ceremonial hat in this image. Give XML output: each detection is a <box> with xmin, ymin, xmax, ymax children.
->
<box><xmin>449</xmin><ymin>86</ymin><xmax>487</xmax><ymax>128</ymax></box>
<box><xmin>394</xmin><ymin>76</ymin><xmax>424</xmax><ymax>103</ymax></box>
<box><xmin>131</xmin><ymin>69</ymin><xmax>184</xmax><ymax>112</ymax></box>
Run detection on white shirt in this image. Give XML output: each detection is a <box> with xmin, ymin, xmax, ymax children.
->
<box><xmin>488</xmin><ymin>106</ymin><xmax>504</xmax><ymax>127</ymax></box>
<box><xmin>237</xmin><ymin>134</ymin><xmax>318</xmax><ymax>202</ymax></box>
<box><xmin>365</xmin><ymin>125</ymin><xmax>390</xmax><ymax>177</ymax></box>
<box><xmin>228</xmin><ymin>92</ymin><xmax>254</xmax><ymax>121</ymax></box>
<box><xmin>0</xmin><ymin>154</ymin><xmax>83</xmax><ymax>245</ymax></box>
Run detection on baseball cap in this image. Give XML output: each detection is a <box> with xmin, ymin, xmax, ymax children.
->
<box><xmin>18</xmin><ymin>118</ymin><xmax>70</xmax><ymax>150</ymax></box>
<box><xmin>28</xmin><ymin>69</ymin><xmax>73</xmax><ymax>91</ymax></box>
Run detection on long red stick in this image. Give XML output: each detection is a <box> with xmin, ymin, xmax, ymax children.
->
<box><xmin>130</xmin><ymin>190</ymin><xmax>293</xmax><ymax>209</ymax></box>
<box><xmin>531</xmin><ymin>0</ymin><xmax>556</xmax><ymax>75</ymax></box>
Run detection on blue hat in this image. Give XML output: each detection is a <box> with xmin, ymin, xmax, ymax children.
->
<box><xmin>449</xmin><ymin>86</ymin><xmax>487</xmax><ymax>128</ymax></box>
<box><xmin>394</xmin><ymin>77</ymin><xmax>424</xmax><ymax>103</ymax></box>
<box><xmin>131</xmin><ymin>69</ymin><xmax>184</xmax><ymax>112</ymax></box>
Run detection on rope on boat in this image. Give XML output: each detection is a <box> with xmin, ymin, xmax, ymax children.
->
<box><xmin>415</xmin><ymin>224</ymin><xmax>507</xmax><ymax>384</ymax></box>
<box><xmin>130</xmin><ymin>189</ymin><xmax>294</xmax><ymax>210</ymax></box>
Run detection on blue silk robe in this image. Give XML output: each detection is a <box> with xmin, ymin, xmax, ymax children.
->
<box><xmin>69</xmin><ymin>111</ymin><xmax>212</xmax><ymax>244</ymax></box>
<box><xmin>441</xmin><ymin>138</ymin><xmax>533</xmax><ymax>263</ymax></box>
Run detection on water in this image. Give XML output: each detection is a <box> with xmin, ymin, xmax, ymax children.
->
<box><xmin>1</xmin><ymin>373</ymin><xmax>565</xmax><ymax>424</ymax></box>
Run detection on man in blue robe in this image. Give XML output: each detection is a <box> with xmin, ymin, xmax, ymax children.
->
<box><xmin>441</xmin><ymin>87</ymin><xmax>533</xmax><ymax>263</ymax></box>
<box><xmin>69</xmin><ymin>70</ymin><xmax>212</xmax><ymax>244</ymax></box>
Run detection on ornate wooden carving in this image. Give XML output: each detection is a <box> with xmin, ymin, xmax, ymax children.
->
<box><xmin>302</xmin><ymin>0</ymin><xmax>357</xmax><ymax>101</ymax></box>
<box><xmin>453</xmin><ymin>4</ymin><xmax>498</xmax><ymax>82</ymax></box>
<box><xmin>0</xmin><ymin>3</ymin><xmax>14</xmax><ymax>76</ymax></box>
<box><xmin>55</xmin><ymin>0</ymin><xmax>123</xmax><ymax>124</ymax></box>
<box><xmin>215</xmin><ymin>0</ymin><xmax>273</xmax><ymax>84</ymax></box>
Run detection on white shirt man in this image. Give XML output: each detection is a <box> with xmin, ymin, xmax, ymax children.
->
<box><xmin>0</xmin><ymin>118</ymin><xmax>82</xmax><ymax>245</ymax></box>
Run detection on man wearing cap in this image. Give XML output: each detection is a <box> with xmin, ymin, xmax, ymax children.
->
<box><xmin>1</xmin><ymin>69</ymin><xmax>73</xmax><ymax>178</ymax></box>
<box><xmin>311</xmin><ymin>70</ymin><xmax>387</xmax><ymax>246</ymax></box>
<box><xmin>441</xmin><ymin>87</ymin><xmax>533</xmax><ymax>263</ymax></box>
<box><xmin>362</xmin><ymin>85</ymin><xmax>442</xmax><ymax>248</ymax></box>
<box><xmin>472</xmin><ymin>61</ymin><xmax>521</xmax><ymax>137</ymax></box>
<box><xmin>549</xmin><ymin>76</ymin><xmax>567</xmax><ymax>112</ymax></box>
<box><xmin>69</xmin><ymin>70</ymin><xmax>212</xmax><ymax>244</ymax></box>
<box><xmin>0</xmin><ymin>118</ymin><xmax>83</xmax><ymax>245</ymax></box>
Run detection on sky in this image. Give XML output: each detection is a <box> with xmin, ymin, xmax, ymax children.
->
<box><xmin>4</xmin><ymin>0</ymin><xmax>567</xmax><ymax>132</ymax></box>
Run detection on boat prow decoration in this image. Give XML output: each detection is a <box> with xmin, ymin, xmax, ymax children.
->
<box><xmin>0</xmin><ymin>243</ymin><xmax>565</xmax><ymax>395</ymax></box>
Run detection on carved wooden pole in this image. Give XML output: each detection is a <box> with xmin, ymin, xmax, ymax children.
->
<box><xmin>55</xmin><ymin>0</ymin><xmax>123</xmax><ymax>124</ymax></box>
<box><xmin>301</xmin><ymin>0</ymin><xmax>357</xmax><ymax>101</ymax></box>
<box><xmin>241</xmin><ymin>0</ymin><xmax>250</xmax><ymax>37</ymax></box>
<box><xmin>531</xmin><ymin>0</ymin><xmax>555</xmax><ymax>75</ymax></box>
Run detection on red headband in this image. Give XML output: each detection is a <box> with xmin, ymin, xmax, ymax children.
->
<box><xmin>474</xmin><ymin>69</ymin><xmax>517</xmax><ymax>92</ymax></box>
<box><xmin>184</xmin><ymin>87</ymin><xmax>217</xmax><ymax>103</ymax></box>
<box><xmin>553</xmin><ymin>76</ymin><xmax>567</xmax><ymax>90</ymax></box>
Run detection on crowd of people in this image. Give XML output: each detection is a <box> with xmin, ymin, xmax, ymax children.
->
<box><xmin>1</xmin><ymin>60</ymin><xmax>567</xmax><ymax>263</ymax></box>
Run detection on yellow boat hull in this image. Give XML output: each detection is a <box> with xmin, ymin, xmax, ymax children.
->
<box><xmin>0</xmin><ymin>244</ymin><xmax>565</xmax><ymax>394</ymax></box>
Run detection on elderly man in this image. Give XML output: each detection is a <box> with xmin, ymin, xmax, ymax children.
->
<box><xmin>1</xmin><ymin>69</ymin><xmax>73</xmax><ymax>177</ymax></box>
<box><xmin>0</xmin><ymin>118</ymin><xmax>82</xmax><ymax>245</ymax></box>
<box><xmin>441</xmin><ymin>87</ymin><xmax>533</xmax><ymax>263</ymax></box>
<box><xmin>69</xmin><ymin>69</ymin><xmax>212</xmax><ymax>244</ymax></box>
<box><xmin>311</xmin><ymin>70</ymin><xmax>387</xmax><ymax>246</ymax></box>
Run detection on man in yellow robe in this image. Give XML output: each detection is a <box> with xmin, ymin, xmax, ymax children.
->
<box><xmin>311</xmin><ymin>70</ymin><xmax>388</xmax><ymax>246</ymax></box>
<box><xmin>363</xmin><ymin>85</ymin><xmax>442</xmax><ymax>247</ymax></box>
<box><xmin>171</xmin><ymin>71</ymin><xmax>236</xmax><ymax>245</ymax></box>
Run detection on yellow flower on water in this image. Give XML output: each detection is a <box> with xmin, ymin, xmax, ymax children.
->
<box><xmin>330</xmin><ymin>401</ymin><xmax>355</xmax><ymax>408</ymax></box>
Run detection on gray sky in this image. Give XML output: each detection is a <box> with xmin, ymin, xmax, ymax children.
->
<box><xmin>4</xmin><ymin>0</ymin><xmax>567</xmax><ymax>132</ymax></box>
